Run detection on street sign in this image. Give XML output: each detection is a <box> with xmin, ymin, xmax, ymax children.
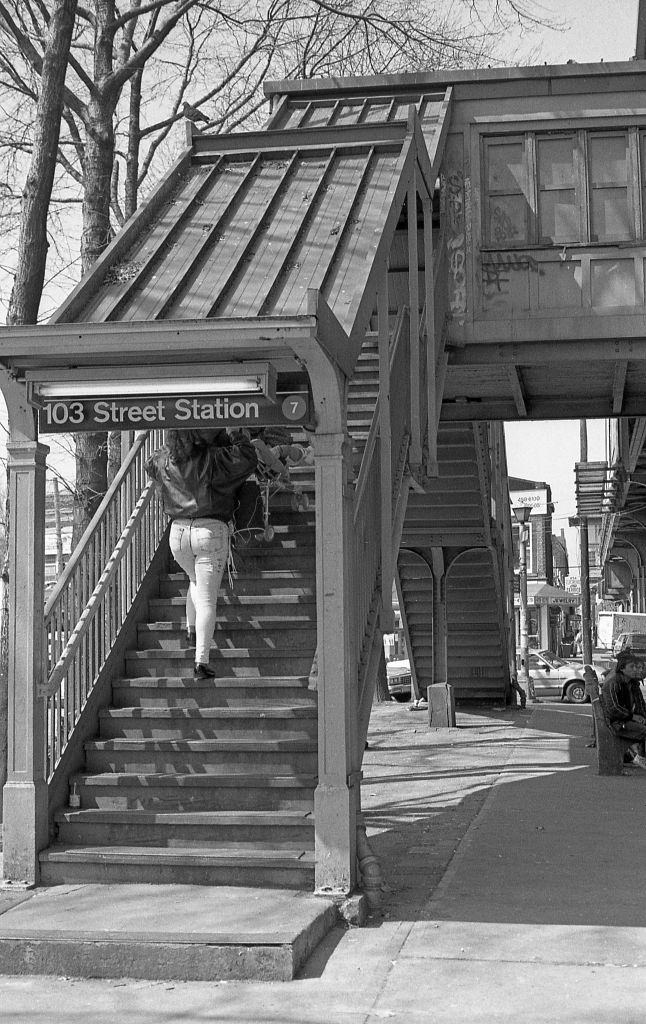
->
<box><xmin>38</xmin><ymin>391</ymin><xmax>313</xmax><ymax>434</ymax></box>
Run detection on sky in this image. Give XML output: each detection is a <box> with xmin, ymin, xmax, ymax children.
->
<box><xmin>503</xmin><ymin>0</ymin><xmax>641</xmax><ymax>576</ymax></box>
<box><xmin>513</xmin><ymin>0</ymin><xmax>640</xmax><ymax>65</ymax></box>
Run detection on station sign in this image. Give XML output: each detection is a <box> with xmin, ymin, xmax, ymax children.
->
<box><xmin>38</xmin><ymin>391</ymin><xmax>312</xmax><ymax>434</ymax></box>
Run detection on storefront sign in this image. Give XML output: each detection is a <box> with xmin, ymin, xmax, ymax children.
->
<box><xmin>534</xmin><ymin>591</ymin><xmax>579</xmax><ymax>607</ymax></box>
<box><xmin>38</xmin><ymin>391</ymin><xmax>312</xmax><ymax>433</ymax></box>
<box><xmin>510</xmin><ymin>488</ymin><xmax>549</xmax><ymax>515</ymax></box>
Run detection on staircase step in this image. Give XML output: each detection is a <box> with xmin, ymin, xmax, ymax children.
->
<box><xmin>228</xmin><ymin>547</ymin><xmax>315</xmax><ymax>568</ymax></box>
<box><xmin>99</xmin><ymin>706</ymin><xmax>317</xmax><ymax>741</ymax></box>
<box><xmin>137</xmin><ymin>622</ymin><xmax>317</xmax><ymax>651</ymax></box>
<box><xmin>149</xmin><ymin>598</ymin><xmax>317</xmax><ymax>623</ymax></box>
<box><xmin>111</xmin><ymin>676</ymin><xmax>316</xmax><ymax>708</ymax></box>
<box><xmin>39</xmin><ymin>844</ymin><xmax>315</xmax><ymax>888</ymax></box>
<box><xmin>55</xmin><ymin>808</ymin><xmax>314</xmax><ymax>847</ymax></box>
<box><xmin>125</xmin><ymin>648</ymin><xmax>314</xmax><ymax>677</ymax></box>
<box><xmin>71</xmin><ymin>771</ymin><xmax>317</xmax><ymax>811</ymax></box>
<box><xmin>84</xmin><ymin>737</ymin><xmax>318</xmax><ymax>774</ymax></box>
<box><xmin>158</xmin><ymin>572</ymin><xmax>315</xmax><ymax>598</ymax></box>
<box><xmin>151</xmin><ymin>591</ymin><xmax>316</xmax><ymax>608</ymax></box>
<box><xmin>249</xmin><ymin>508</ymin><xmax>315</xmax><ymax>525</ymax></box>
<box><xmin>233</xmin><ymin>521</ymin><xmax>315</xmax><ymax>539</ymax></box>
<box><xmin>454</xmin><ymin>688</ymin><xmax>506</xmax><ymax>704</ymax></box>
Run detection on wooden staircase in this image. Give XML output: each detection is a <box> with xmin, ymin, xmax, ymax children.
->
<box><xmin>347</xmin><ymin>331</ymin><xmax>379</xmax><ymax>464</ymax></box>
<box><xmin>445</xmin><ymin>549</ymin><xmax>510</xmax><ymax>702</ymax></box>
<box><xmin>398</xmin><ymin>422</ymin><xmax>511</xmax><ymax>703</ymax></box>
<box><xmin>40</xmin><ymin>495</ymin><xmax>318</xmax><ymax>889</ymax></box>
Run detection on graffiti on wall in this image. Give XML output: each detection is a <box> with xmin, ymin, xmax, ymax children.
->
<box><xmin>445</xmin><ymin>169</ymin><xmax>467</xmax><ymax>325</ymax></box>
<box><xmin>481</xmin><ymin>249</ymin><xmax>544</xmax><ymax>309</ymax></box>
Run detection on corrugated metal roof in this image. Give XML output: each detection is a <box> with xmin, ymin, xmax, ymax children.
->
<box><xmin>57</xmin><ymin>118</ymin><xmax>429</xmax><ymax>342</ymax></box>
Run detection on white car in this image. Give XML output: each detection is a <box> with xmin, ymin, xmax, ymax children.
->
<box><xmin>386</xmin><ymin>658</ymin><xmax>412</xmax><ymax>700</ymax></box>
<box><xmin>524</xmin><ymin>649</ymin><xmax>604</xmax><ymax>703</ymax></box>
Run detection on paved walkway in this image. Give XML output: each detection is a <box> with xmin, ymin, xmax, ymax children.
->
<box><xmin>3</xmin><ymin>699</ymin><xmax>646</xmax><ymax>1022</ymax></box>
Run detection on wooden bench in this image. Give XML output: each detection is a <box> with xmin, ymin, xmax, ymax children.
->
<box><xmin>584</xmin><ymin>666</ymin><xmax>627</xmax><ymax>776</ymax></box>
<box><xmin>591</xmin><ymin>697</ymin><xmax>627</xmax><ymax>775</ymax></box>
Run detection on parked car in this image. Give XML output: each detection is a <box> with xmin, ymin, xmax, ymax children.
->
<box><xmin>525</xmin><ymin>649</ymin><xmax>598</xmax><ymax>704</ymax></box>
<box><xmin>386</xmin><ymin>658</ymin><xmax>412</xmax><ymax>701</ymax></box>
<box><xmin>612</xmin><ymin>632</ymin><xmax>646</xmax><ymax>657</ymax></box>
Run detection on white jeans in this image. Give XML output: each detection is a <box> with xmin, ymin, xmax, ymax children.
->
<box><xmin>169</xmin><ymin>517</ymin><xmax>230</xmax><ymax>665</ymax></box>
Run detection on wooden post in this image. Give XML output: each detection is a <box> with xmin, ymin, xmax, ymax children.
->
<box><xmin>378</xmin><ymin>265</ymin><xmax>394</xmax><ymax>633</ymax></box>
<box><xmin>313</xmin><ymin>430</ymin><xmax>359</xmax><ymax>895</ymax></box>
<box><xmin>408</xmin><ymin>173</ymin><xmax>422</xmax><ymax>471</ymax></box>
<box><xmin>579</xmin><ymin>420</ymin><xmax>594</xmax><ymax>666</ymax></box>
<box><xmin>431</xmin><ymin>548</ymin><xmax>448</xmax><ymax>687</ymax></box>
<box><xmin>422</xmin><ymin>193</ymin><xmax>438</xmax><ymax>477</ymax></box>
<box><xmin>2</xmin><ymin>441</ymin><xmax>49</xmax><ymax>886</ymax></box>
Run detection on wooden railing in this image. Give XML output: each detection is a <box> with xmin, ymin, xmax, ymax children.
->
<box><xmin>43</xmin><ymin>430</ymin><xmax>166</xmax><ymax>778</ymax></box>
<box><xmin>353</xmin><ymin>309</ymin><xmax>411</xmax><ymax>688</ymax></box>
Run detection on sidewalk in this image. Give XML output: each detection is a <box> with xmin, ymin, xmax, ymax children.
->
<box><xmin>3</xmin><ymin>699</ymin><xmax>646</xmax><ymax>1022</ymax></box>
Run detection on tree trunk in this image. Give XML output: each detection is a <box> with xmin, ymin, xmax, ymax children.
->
<box><xmin>81</xmin><ymin>98</ymin><xmax>115</xmax><ymax>270</ymax></box>
<box><xmin>72</xmin><ymin>432</ymin><xmax>108</xmax><ymax>547</ymax></box>
<box><xmin>73</xmin><ymin>2</ymin><xmax>119</xmax><ymax>535</ymax></box>
<box><xmin>6</xmin><ymin>0</ymin><xmax>78</xmax><ymax>325</ymax></box>
<box><xmin>125</xmin><ymin>67</ymin><xmax>143</xmax><ymax>220</ymax></box>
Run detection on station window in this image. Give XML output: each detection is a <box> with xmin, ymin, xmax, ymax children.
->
<box><xmin>589</xmin><ymin>132</ymin><xmax>632</xmax><ymax>242</ymax></box>
<box><xmin>485</xmin><ymin>137</ymin><xmax>528</xmax><ymax>244</ymax></box>
<box><xmin>483</xmin><ymin>129</ymin><xmax>640</xmax><ymax>248</ymax></box>
<box><xmin>537</xmin><ymin>134</ymin><xmax>580</xmax><ymax>243</ymax></box>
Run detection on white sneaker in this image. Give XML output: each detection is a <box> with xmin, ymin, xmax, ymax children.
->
<box><xmin>632</xmin><ymin>754</ymin><xmax>646</xmax><ymax>769</ymax></box>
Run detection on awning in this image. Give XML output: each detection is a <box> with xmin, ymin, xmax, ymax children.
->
<box><xmin>529</xmin><ymin>582</ymin><xmax>581</xmax><ymax>607</ymax></box>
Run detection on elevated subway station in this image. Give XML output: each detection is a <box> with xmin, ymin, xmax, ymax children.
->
<box><xmin>2</xmin><ymin>60</ymin><xmax>646</xmax><ymax>899</ymax></box>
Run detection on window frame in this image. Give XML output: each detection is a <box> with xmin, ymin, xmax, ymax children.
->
<box><xmin>482</xmin><ymin>127</ymin><xmax>643</xmax><ymax>250</ymax></box>
<box><xmin>483</xmin><ymin>135</ymin><xmax>530</xmax><ymax>246</ymax></box>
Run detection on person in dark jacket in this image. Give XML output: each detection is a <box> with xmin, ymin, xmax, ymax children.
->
<box><xmin>145</xmin><ymin>428</ymin><xmax>257</xmax><ymax>678</ymax></box>
<box><xmin>599</xmin><ymin>650</ymin><xmax>646</xmax><ymax>768</ymax></box>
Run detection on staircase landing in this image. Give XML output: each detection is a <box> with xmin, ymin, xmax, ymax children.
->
<box><xmin>0</xmin><ymin>882</ymin><xmax>338</xmax><ymax>981</ymax></box>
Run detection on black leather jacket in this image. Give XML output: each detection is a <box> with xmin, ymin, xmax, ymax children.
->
<box><xmin>145</xmin><ymin>439</ymin><xmax>257</xmax><ymax>521</ymax></box>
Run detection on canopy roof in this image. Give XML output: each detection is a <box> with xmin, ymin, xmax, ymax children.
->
<box><xmin>49</xmin><ymin>90</ymin><xmax>448</xmax><ymax>354</ymax></box>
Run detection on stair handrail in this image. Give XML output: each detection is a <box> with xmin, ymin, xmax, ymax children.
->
<box><xmin>353</xmin><ymin>308</ymin><xmax>411</xmax><ymax>674</ymax></box>
<box><xmin>44</xmin><ymin>480</ymin><xmax>157</xmax><ymax>699</ymax></box>
<box><xmin>353</xmin><ymin>306</ymin><xmax>408</xmax><ymax>511</ymax></box>
<box><xmin>44</xmin><ymin>430</ymin><xmax>161</xmax><ymax>619</ymax></box>
<box><xmin>43</xmin><ymin>429</ymin><xmax>166</xmax><ymax>777</ymax></box>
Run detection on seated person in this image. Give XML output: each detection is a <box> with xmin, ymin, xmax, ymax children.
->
<box><xmin>599</xmin><ymin>651</ymin><xmax>646</xmax><ymax>768</ymax></box>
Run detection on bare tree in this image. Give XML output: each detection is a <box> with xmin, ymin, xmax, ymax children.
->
<box><xmin>5</xmin><ymin>0</ymin><xmax>77</xmax><ymax>325</ymax></box>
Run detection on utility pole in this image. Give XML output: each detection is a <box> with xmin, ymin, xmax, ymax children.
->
<box><xmin>636</xmin><ymin>0</ymin><xmax>646</xmax><ymax>59</ymax></box>
<box><xmin>513</xmin><ymin>505</ymin><xmax>536</xmax><ymax>702</ymax></box>
<box><xmin>579</xmin><ymin>420</ymin><xmax>593</xmax><ymax>665</ymax></box>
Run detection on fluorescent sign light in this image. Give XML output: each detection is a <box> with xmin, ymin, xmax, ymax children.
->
<box><xmin>37</xmin><ymin>377</ymin><xmax>263</xmax><ymax>398</ymax></box>
<box><xmin>25</xmin><ymin>362</ymin><xmax>277</xmax><ymax>402</ymax></box>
